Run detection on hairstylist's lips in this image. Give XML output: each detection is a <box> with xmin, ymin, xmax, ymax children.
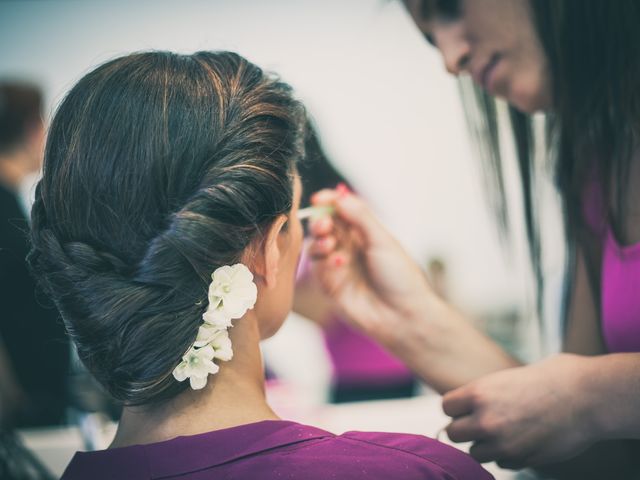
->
<box><xmin>472</xmin><ymin>54</ymin><xmax>501</xmax><ymax>95</ymax></box>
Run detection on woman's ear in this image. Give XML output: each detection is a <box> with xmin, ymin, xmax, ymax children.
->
<box><xmin>249</xmin><ymin>215</ymin><xmax>288</xmax><ymax>289</ymax></box>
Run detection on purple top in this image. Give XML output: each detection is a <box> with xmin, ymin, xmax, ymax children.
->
<box><xmin>584</xmin><ymin>180</ymin><xmax>640</xmax><ymax>352</ymax></box>
<box><xmin>61</xmin><ymin>420</ymin><xmax>493</xmax><ymax>479</ymax></box>
<box><xmin>297</xmin><ymin>251</ymin><xmax>413</xmax><ymax>387</ymax></box>
<box><xmin>324</xmin><ymin>318</ymin><xmax>414</xmax><ymax>386</ymax></box>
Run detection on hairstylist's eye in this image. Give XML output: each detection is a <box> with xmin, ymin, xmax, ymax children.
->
<box><xmin>435</xmin><ymin>0</ymin><xmax>461</xmax><ymax>21</ymax></box>
<box><xmin>417</xmin><ymin>0</ymin><xmax>461</xmax><ymax>28</ymax></box>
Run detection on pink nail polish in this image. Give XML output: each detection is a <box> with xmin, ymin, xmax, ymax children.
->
<box><xmin>336</xmin><ymin>183</ymin><xmax>350</xmax><ymax>198</ymax></box>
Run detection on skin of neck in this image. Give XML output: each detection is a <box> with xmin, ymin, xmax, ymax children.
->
<box><xmin>110</xmin><ymin>310</ymin><xmax>278</xmax><ymax>448</ymax></box>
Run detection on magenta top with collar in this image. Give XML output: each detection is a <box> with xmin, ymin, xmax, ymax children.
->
<box><xmin>584</xmin><ymin>180</ymin><xmax>640</xmax><ymax>352</ymax></box>
<box><xmin>61</xmin><ymin>420</ymin><xmax>492</xmax><ymax>479</ymax></box>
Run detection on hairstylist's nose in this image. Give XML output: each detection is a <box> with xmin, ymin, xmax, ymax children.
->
<box><xmin>433</xmin><ymin>24</ymin><xmax>471</xmax><ymax>75</ymax></box>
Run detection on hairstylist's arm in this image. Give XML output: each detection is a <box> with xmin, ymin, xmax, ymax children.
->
<box><xmin>442</xmin><ymin>248</ymin><xmax>640</xmax><ymax>475</ymax></box>
<box><xmin>443</xmin><ymin>353</ymin><xmax>640</xmax><ymax>471</ymax></box>
<box><xmin>308</xmin><ymin>188</ymin><xmax>518</xmax><ymax>393</ymax></box>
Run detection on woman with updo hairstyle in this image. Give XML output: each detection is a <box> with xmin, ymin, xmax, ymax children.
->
<box><xmin>29</xmin><ymin>51</ymin><xmax>490</xmax><ymax>479</ymax></box>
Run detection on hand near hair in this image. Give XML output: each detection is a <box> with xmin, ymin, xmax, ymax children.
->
<box><xmin>307</xmin><ymin>188</ymin><xmax>437</xmax><ymax>350</ymax></box>
<box><xmin>308</xmin><ymin>187</ymin><xmax>518</xmax><ymax>393</ymax></box>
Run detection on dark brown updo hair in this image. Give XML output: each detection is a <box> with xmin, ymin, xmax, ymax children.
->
<box><xmin>28</xmin><ymin>51</ymin><xmax>306</xmax><ymax>405</ymax></box>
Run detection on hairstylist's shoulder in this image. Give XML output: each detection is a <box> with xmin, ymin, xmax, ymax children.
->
<box><xmin>339</xmin><ymin>430</ymin><xmax>494</xmax><ymax>479</ymax></box>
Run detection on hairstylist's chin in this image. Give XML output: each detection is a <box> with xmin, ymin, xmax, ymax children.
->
<box><xmin>506</xmin><ymin>77</ymin><xmax>553</xmax><ymax>114</ymax></box>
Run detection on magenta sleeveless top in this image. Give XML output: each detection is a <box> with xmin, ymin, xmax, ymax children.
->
<box><xmin>584</xmin><ymin>180</ymin><xmax>640</xmax><ymax>352</ymax></box>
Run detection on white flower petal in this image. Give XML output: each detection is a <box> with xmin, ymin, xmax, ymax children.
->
<box><xmin>197</xmin><ymin>344</ymin><xmax>215</xmax><ymax>360</ymax></box>
<box><xmin>202</xmin><ymin>358</ymin><xmax>220</xmax><ymax>375</ymax></box>
<box><xmin>207</xmin><ymin>294</ymin><xmax>223</xmax><ymax>311</ymax></box>
<box><xmin>189</xmin><ymin>374</ymin><xmax>208</xmax><ymax>390</ymax></box>
<box><xmin>234</xmin><ymin>283</ymin><xmax>258</xmax><ymax>299</ymax></box>
<box><xmin>191</xmin><ymin>357</ymin><xmax>218</xmax><ymax>377</ymax></box>
<box><xmin>172</xmin><ymin>362</ymin><xmax>188</xmax><ymax>382</ymax></box>
<box><xmin>211</xmin><ymin>330</ymin><xmax>233</xmax><ymax>361</ymax></box>
<box><xmin>212</xmin><ymin>266</ymin><xmax>233</xmax><ymax>285</ymax></box>
<box><xmin>221</xmin><ymin>295</ymin><xmax>248</xmax><ymax>319</ymax></box>
<box><xmin>214</xmin><ymin>344</ymin><xmax>233</xmax><ymax>362</ymax></box>
<box><xmin>210</xmin><ymin>329</ymin><xmax>230</xmax><ymax>347</ymax></box>
<box><xmin>194</xmin><ymin>324</ymin><xmax>218</xmax><ymax>347</ymax></box>
<box><xmin>202</xmin><ymin>309</ymin><xmax>233</xmax><ymax>329</ymax></box>
<box><xmin>230</xmin><ymin>264</ymin><xmax>254</xmax><ymax>284</ymax></box>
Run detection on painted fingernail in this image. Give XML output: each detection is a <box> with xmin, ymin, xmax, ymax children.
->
<box><xmin>334</xmin><ymin>255</ymin><xmax>345</xmax><ymax>267</ymax></box>
<box><xmin>336</xmin><ymin>182</ymin><xmax>350</xmax><ymax>198</ymax></box>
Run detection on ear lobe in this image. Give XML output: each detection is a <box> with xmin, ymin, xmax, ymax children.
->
<box><xmin>252</xmin><ymin>215</ymin><xmax>287</xmax><ymax>290</ymax></box>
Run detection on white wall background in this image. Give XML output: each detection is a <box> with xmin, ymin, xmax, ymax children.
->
<box><xmin>0</xmin><ymin>0</ymin><xmax>565</xmax><ymax>369</ymax></box>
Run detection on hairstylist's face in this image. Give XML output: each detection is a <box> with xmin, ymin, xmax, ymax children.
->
<box><xmin>405</xmin><ymin>0</ymin><xmax>552</xmax><ymax>113</ymax></box>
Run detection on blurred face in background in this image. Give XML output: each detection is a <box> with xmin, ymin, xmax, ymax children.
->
<box><xmin>0</xmin><ymin>84</ymin><xmax>45</xmax><ymax>189</ymax></box>
<box><xmin>24</xmin><ymin>119</ymin><xmax>46</xmax><ymax>173</ymax></box>
<box><xmin>405</xmin><ymin>0</ymin><xmax>552</xmax><ymax>113</ymax></box>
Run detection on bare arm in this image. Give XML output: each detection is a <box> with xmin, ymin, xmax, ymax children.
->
<box><xmin>384</xmin><ymin>296</ymin><xmax>520</xmax><ymax>393</ymax></box>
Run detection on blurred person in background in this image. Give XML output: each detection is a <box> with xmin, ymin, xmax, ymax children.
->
<box><xmin>308</xmin><ymin>0</ymin><xmax>640</xmax><ymax>477</ymax></box>
<box><xmin>0</xmin><ymin>82</ymin><xmax>70</xmax><ymax>428</ymax></box>
<box><xmin>295</xmin><ymin>128</ymin><xmax>419</xmax><ymax>403</ymax></box>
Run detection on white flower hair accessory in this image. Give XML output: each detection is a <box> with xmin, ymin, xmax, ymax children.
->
<box><xmin>172</xmin><ymin>263</ymin><xmax>257</xmax><ymax>390</ymax></box>
<box><xmin>203</xmin><ymin>264</ymin><xmax>259</xmax><ymax>329</ymax></box>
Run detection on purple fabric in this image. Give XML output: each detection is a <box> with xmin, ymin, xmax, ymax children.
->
<box><xmin>297</xmin><ymin>250</ymin><xmax>413</xmax><ymax>387</ymax></box>
<box><xmin>601</xmin><ymin>230</ymin><xmax>640</xmax><ymax>351</ymax></box>
<box><xmin>324</xmin><ymin>317</ymin><xmax>414</xmax><ymax>386</ymax></box>
<box><xmin>583</xmin><ymin>180</ymin><xmax>640</xmax><ymax>352</ymax></box>
<box><xmin>61</xmin><ymin>420</ymin><xmax>493</xmax><ymax>479</ymax></box>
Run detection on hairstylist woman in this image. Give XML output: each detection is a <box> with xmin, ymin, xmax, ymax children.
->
<box><xmin>309</xmin><ymin>0</ymin><xmax>640</xmax><ymax>477</ymax></box>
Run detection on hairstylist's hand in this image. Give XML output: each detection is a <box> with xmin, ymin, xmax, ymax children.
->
<box><xmin>308</xmin><ymin>187</ymin><xmax>437</xmax><ymax>350</ymax></box>
<box><xmin>443</xmin><ymin>354</ymin><xmax>597</xmax><ymax>470</ymax></box>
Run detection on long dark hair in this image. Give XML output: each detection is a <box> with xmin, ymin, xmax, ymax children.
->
<box><xmin>298</xmin><ymin>124</ymin><xmax>351</xmax><ymax>209</ymax></box>
<box><xmin>28</xmin><ymin>51</ymin><xmax>306</xmax><ymax>405</ymax></box>
<box><xmin>422</xmin><ymin>0</ymin><xmax>640</xmax><ymax>325</ymax></box>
